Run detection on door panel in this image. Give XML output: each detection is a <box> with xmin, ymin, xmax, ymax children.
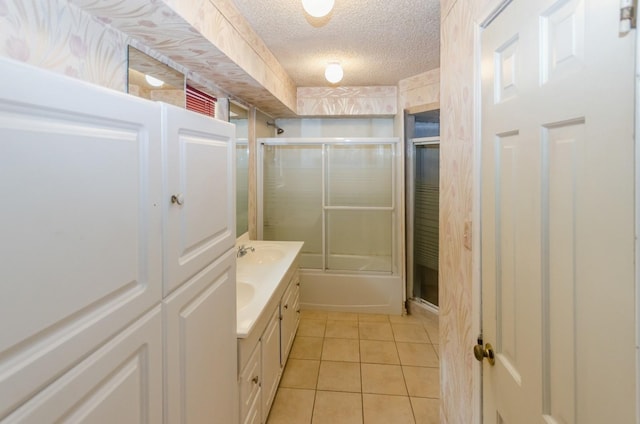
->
<box><xmin>163</xmin><ymin>103</ymin><xmax>235</xmax><ymax>295</ymax></box>
<box><xmin>0</xmin><ymin>59</ymin><xmax>162</xmax><ymax>420</ymax></box>
<box><xmin>481</xmin><ymin>1</ymin><xmax>635</xmax><ymax>423</ymax></box>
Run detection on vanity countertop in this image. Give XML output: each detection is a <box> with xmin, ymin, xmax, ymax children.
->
<box><xmin>236</xmin><ymin>240</ymin><xmax>303</xmax><ymax>338</ymax></box>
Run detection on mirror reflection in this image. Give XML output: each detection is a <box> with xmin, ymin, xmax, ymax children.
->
<box><xmin>231</xmin><ymin>101</ymin><xmax>249</xmax><ymax>237</ymax></box>
<box><xmin>127</xmin><ymin>46</ymin><xmax>185</xmax><ymax>108</ymax></box>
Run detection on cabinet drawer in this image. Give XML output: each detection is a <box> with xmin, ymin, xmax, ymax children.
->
<box><xmin>242</xmin><ymin>395</ymin><xmax>261</xmax><ymax>424</ymax></box>
<box><xmin>239</xmin><ymin>341</ymin><xmax>261</xmax><ymax>423</ymax></box>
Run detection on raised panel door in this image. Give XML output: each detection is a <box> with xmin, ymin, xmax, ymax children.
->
<box><xmin>162</xmin><ymin>103</ymin><xmax>235</xmax><ymax>295</ymax></box>
<box><xmin>163</xmin><ymin>249</ymin><xmax>238</xmax><ymax>424</ymax></box>
<box><xmin>0</xmin><ymin>59</ymin><xmax>162</xmax><ymax>420</ymax></box>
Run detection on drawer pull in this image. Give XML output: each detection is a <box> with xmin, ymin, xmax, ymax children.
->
<box><xmin>296</xmin><ymin>282</ymin><xmax>300</xmax><ymax>287</ymax></box>
<box><xmin>252</xmin><ymin>376</ymin><xmax>259</xmax><ymax>384</ymax></box>
<box><xmin>296</xmin><ymin>309</ymin><xmax>301</xmax><ymax>314</ymax></box>
<box><xmin>283</xmin><ymin>304</ymin><xmax>289</xmax><ymax>309</ymax></box>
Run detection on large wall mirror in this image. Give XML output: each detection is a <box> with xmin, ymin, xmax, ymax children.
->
<box><xmin>231</xmin><ymin>101</ymin><xmax>249</xmax><ymax>237</ymax></box>
<box><xmin>127</xmin><ymin>46</ymin><xmax>185</xmax><ymax>107</ymax></box>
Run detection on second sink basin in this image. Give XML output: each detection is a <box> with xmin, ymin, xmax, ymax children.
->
<box><xmin>237</xmin><ymin>281</ymin><xmax>255</xmax><ymax>311</ymax></box>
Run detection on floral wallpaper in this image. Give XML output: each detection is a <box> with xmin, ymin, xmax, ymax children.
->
<box><xmin>297</xmin><ymin>86</ymin><xmax>398</xmax><ymax>116</ymax></box>
<box><xmin>398</xmin><ymin>68</ymin><xmax>440</xmax><ymax>110</ymax></box>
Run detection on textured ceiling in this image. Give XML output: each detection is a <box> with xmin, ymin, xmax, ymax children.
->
<box><xmin>230</xmin><ymin>0</ymin><xmax>441</xmax><ymax>87</ymax></box>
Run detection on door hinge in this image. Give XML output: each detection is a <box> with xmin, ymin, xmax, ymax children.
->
<box><xmin>620</xmin><ymin>0</ymin><xmax>637</xmax><ymax>34</ymax></box>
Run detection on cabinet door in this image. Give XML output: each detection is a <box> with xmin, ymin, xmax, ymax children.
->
<box><xmin>0</xmin><ymin>59</ymin><xmax>162</xmax><ymax>419</ymax></box>
<box><xmin>162</xmin><ymin>103</ymin><xmax>235</xmax><ymax>295</ymax></box>
<box><xmin>164</xmin><ymin>249</ymin><xmax>238</xmax><ymax>424</ymax></box>
<box><xmin>280</xmin><ymin>274</ymin><xmax>301</xmax><ymax>365</ymax></box>
<box><xmin>3</xmin><ymin>306</ymin><xmax>163</xmax><ymax>423</ymax></box>
<box><xmin>239</xmin><ymin>342</ymin><xmax>261</xmax><ymax>423</ymax></box>
<box><xmin>261</xmin><ymin>307</ymin><xmax>281</xmax><ymax>422</ymax></box>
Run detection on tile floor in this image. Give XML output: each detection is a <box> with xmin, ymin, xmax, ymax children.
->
<box><xmin>266</xmin><ymin>310</ymin><xmax>440</xmax><ymax>424</ymax></box>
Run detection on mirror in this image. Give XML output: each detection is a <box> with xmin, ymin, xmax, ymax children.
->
<box><xmin>231</xmin><ymin>101</ymin><xmax>249</xmax><ymax>237</ymax></box>
<box><xmin>127</xmin><ymin>46</ymin><xmax>185</xmax><ymax>107</ymax></box>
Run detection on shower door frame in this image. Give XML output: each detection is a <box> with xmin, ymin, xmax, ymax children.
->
<box><xmin>257</xmin><ymin>137</ymin><xmax>401</xmax><ymax>275</ymax></box>
<box><xmin>406</xmin><ymin>136</ymin><xmax>440</xmax><ymax>312</ymax></box>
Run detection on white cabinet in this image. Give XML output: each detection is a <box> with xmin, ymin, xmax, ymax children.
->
<box><xmin>0</xmin><ymin>59</ymin><xmax>237</xmax><ymax>423</ymax></box>
<box><xmin>237</xmin><ymin>263</ymin><xmax>300</xmax><ymax>424</ymax></box>
<box><xmin>0</xmin><ymin>59</ymin><xmax>163</xmax><ymax>421</ymax></box>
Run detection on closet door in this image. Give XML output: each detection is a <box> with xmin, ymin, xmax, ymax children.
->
<box><xmin>0</xmin><ymin>59</ymin><xmax>162</xmax><ymax>420</ymax></box>
<box><xmin>162</xmin><ymin>103</ymin><xmax>235</xmax><ymax>295</ymax></box>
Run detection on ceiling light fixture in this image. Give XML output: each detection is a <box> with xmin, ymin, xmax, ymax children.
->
<box><xmin>324</xmin><ymin>62</ymin><xmax>343</xmax><ymax>84</ymax></box>
<box><xmin>302</xmin><ymin>0</ymin><xmax>334</xmax><ymax>18</ymax></box>
<box><xmin>145</xmin><ymin>74</ymin><xmax>165</xmax><ymax>87</ymax></box>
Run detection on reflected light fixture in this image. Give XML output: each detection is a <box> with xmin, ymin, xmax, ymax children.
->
<box><xmin>145</xmin><ymin>74</ymin><xmax>165</xmax><ymax>87</ymax></box>
<box><xmin>324</xmin><ymin>62</ymin><xmax>343</xmax><ymax>84</ymax></box>
<box><xmin>302</xmin><ymin>0</ymin><xmax>335</xmax><ymax>18</ymax></box>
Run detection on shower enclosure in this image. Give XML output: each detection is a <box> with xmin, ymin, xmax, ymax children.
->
<box><xmin>258</xmin><ymin>138</ymin><xmax>403</xmax><ymax>314</ymax></box>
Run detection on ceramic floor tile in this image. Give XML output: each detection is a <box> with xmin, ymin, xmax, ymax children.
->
<box><xmin>300</xmin><ymin>309</ymin><xmax>328</xmax><ymax>320</ymax></box>
<box><xmin>392</xmin><ymin>323</ymin><xmax>430</xmax><ymax>343</ymax></box>
<box><xmin>327</xmin><ymin>311</ymin><xmax>359</xmax><ymax>321</ymax></box>
<box><xmin>396</xmin><ymin>343</ymin><xmax>439</xmax><ymax>367</ymax></box>
<box><xmin>312</xmin><ymin>391</ymin><xmax>363</xmax><ymax>424</ymax></box>
<box><xmin>289</xmin><ymin>336</ymin><xmax>323</xmax><ymax>360</ymax></box>
<box><xmin>433</xmin><ymin>344</ymin><xmax>439</xmax><ymax>359</ymax></box>
<box><xmin>403</xmin><ymin>366</ymin><xmax>440</xmax><ymax>398</ymax></box>
<box><xmin>266</xmin><ymin>388</ymin><xmax>315</xmax><ymax>424</ymax></box>
<box><xmin>358</xmin><ymin>321</ymin><xmax>394</xmax><ymax>341</ymax></box>
<box><xmin>325</xmin><ymin>320</ymin><xmax>359</xmax><ymax>339</ymax></box>
<box><xmin>297</xmin><ymin>319</ymin><xmax>326</xmax><ymax>337</ymax></box>
<box><xmin>359</xmin><ymin>340</ymin><xmax>400</xmax><ymax>365</ymax></box>
<box><xmin>316</xmin><ymin>361</ymin><xmax>361</xmax><ymax>392</ymax></box>
<box><xmin>389</xmin><ymin>314</ymin><xmax>424</xmax><ymax>324</ymax></box>
<box><xmin>362</xmin><ymin>394</ymin><xmax>415</xmax><ymax>424</ymax></box>
<box><xmin>423</xmin><ymin>320</ymin><xmax>439</xmax><ymax>342</ymax></box>
<box><xmin>279</xmin><ymin>359</ymin><xmax>320</xmax><ymax>389</ymax></box>
<box><xmin>361</xmin><ymin>363</ymin><xmax>407</xmax><ymax>395</ymax></box>
<box><xmin>411</xmin><ymin>397</ymin><xmax>440</xmax><ymax>424</ymax></box>
<box><xmin>322</xmin><ymin>338</ymin><xmax>360</xmax><ymax>362</ymax></box>
<box><xmin>357</xmin><ymin>313</ymin><xmax>390</xmax><ymax>322</ymax></box>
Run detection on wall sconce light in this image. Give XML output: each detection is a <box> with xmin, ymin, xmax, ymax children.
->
<box><xmin>324</xmin><ymin>62</ymin><xmax>343</xmax><ymax>84</ymax></box>
<box><xmin>145</xmin><ymin>74</ymin><xmax>165</xmax><ymax>87</ymax></box>
<box><xmin>302</xmin><ymin>0</ymin><xmax>335</xmax><ymax>18</ymax></box>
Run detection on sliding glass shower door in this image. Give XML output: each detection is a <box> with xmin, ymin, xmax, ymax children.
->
<box><xmin>260</xmin><ymin>139</ymin><xmax>396</xmax><ymax>273</ymax></box>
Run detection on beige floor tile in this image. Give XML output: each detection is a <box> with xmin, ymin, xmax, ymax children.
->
<box><xmin>289</xmin><ymin>336</ymin><xmax>324</xmax><ymax>360</ymax></box>
<box><xmin>389</xmin><ymin>314</ymin><xmax>423</xmax><ymax>324</ymax></box>
<box><xmin>411</xmin><ymin>397</ymin><xmax>440</xmax><ymax>424</ymax></box>
<box><xmin>362</xmin><ymin>394</ymin><xmax>415</xmax><ymax>424</ymax></box>
<box><xmin>327</xmin><ymin>311</ymin><xmax>359</xmax><ymax>321</ymax></box>
<box><xmin>423</xmin><ymin>320</ymin><xmax>439</xmax><ymax>342</ymax></box>
<box><xmin>266</xmin><ymin>388</ymin><xmax>315</xmax><ymax>424</ymax></box>
<box><xmin>279</xmin><ymin>359</ymin><xmax>320</xmax><ymax>389</ymax></box>
<box><xmin>312</xmin><ymin>391</ymin><xmax>363</xmax><ymax>424</ymax></box>
<box><xmin>360</xmin><ymin>340</ymin><xmax>400</xmax><ymax>365</ymax></box>
<box><xmin>392</xmin><ymin>323</ymin><xmax>430</xmax><ymax>343</ymax></box>
<box><xmin>359</xmin><ymin>321</ymin><xmax>394</xmax><ymax>341</ymax></box>
<box><xmin>361</xmin><ymin>363</ymin><xmax>407</xmax><ymax>395</ymax></box>
<box><xmin>317</xmin><ymin>361</ymin><xmax>361</xmax><ymax>392</ymax></box>
<box><xmin>298</xmin><ymin>319</ymin><xmax>326</xmax><ymax>337</ymax></box>
<box><xmin>300</xmin><ymin>309</ymin><xmax>328</xmax><ymax>320</ymax></box>
<box><xmin>322</xmin><ymin>338</ymin><xmax>360</xmax><ymax>362</ymax></box>
<box><xmin>358</xmin><ymin>313</ymin><xmax>390</xmax><ymax>322</ymax></box>
<box><xmin>403</xmin><ymin>366</ymin><xmax>439</xmax><ymax>398</ymax></box>
<box><xmin>433</xmin><ymin>344</ymin><xmax>439</xmax><ymax>359</ymax></box>
<box><xmin>325</xmin><ymin>320</ymin><xmax>359</xmax><ymax>339</ymax></box>
<box><xmin>396</xmin><ymin>343</ymin><xmax>439</xmax><ymax>367</ymax></box>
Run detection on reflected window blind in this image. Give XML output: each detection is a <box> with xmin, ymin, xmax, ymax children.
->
<box><xmin>186</xmin><ymin>85</ymin><xmax>216</xmax><ymax>117</ymax></box>
<box><xmin>414</xmin><ymin>145</ymin><xmax>439</xmax><ymax>270</ymax></box>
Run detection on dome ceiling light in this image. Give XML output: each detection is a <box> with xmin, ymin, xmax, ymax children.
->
<box><xmin>302</xmin><ymin>0</ymin><xmax>335</xmax><ymax>18</ymax></box>
<box><xmin>144</xmin><ymin>74</ymin><xmax>165</xmax><ymax>87</ymax></box>
<box><xmin>324</xmin><ymin>62</ymin><xmax>343</xmax><ymax>84</ymax></box>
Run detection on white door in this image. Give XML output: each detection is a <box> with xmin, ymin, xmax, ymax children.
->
<box><xmin>480</xmin><ymin>1</ymin><xmax>635</xmax><ymax>423</ymax></box>
<box><xmin>0</xmin><ymin>59</ymin><xmax>163</xmax><ymax>420</ymax></box>
<box><xmin>163</xmin><ymin>249</ymin><xmax>238</xmax><ymax>424</ymax></box>
<box><xmin>162</xmin><ymin>103</ymin><xmax>236</xmax><ymax>296</ymax></box>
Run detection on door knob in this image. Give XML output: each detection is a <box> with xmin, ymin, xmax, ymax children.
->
<box><xmin>171</xmin><ymin>194</ymin><xmax>184</xmax><ymax>205</ymax></box>
<box><xmin>473</xmin><ymin>340</ymin><xmax>495</xmax><ymax>366</ymax></box>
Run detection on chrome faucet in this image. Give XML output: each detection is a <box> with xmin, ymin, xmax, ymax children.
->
<box><xmin>237</xmin><ymin>244</ymin><xmax>255</xmax><ymax>258</ymax></box>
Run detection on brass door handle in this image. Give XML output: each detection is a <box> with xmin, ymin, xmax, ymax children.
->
<box><xmin>473</xmin><ymin>342</ymin><xmax>495</xmax><ymax>366</ymax></box>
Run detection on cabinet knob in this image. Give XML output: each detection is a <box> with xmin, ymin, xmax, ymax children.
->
<box><xmin>296</xmin><ymin>282</ymin><xmax>300</xmax><ymax>287</ymax></box>
<box><xmin>171</xmin><ymin>194</ymin><xmax>184</xmax><ymax>205</ymax></box>
<box><xmin>251</xmin><ymin>376</ymin><xmax>259</xmax><ymax>385</ymax></box>
<box><xmin>284</xmin><ymin>304</ymin><xmax>289</xmax><ymax>309</ymax></box>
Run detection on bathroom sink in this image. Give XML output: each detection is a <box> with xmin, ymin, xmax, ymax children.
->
<box><xmin>237</xmin><ymin>281</ymin><xmax>255</xmax><ymax>311</ymax></box>
<box><xmin>243</xmin><ymin>246</ymin><xmax>285</xmax><ymax>264</ymax></box>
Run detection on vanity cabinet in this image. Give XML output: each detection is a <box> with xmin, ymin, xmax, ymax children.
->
<box><xmin>0</xmin><ymin>60</ymin><xmax>236</xmax><ymax>423</ymax></box>
<box><xmin>237</xmin><ymin>266</ymin><xmax>301</xmax><ymax>424</ymax></box>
